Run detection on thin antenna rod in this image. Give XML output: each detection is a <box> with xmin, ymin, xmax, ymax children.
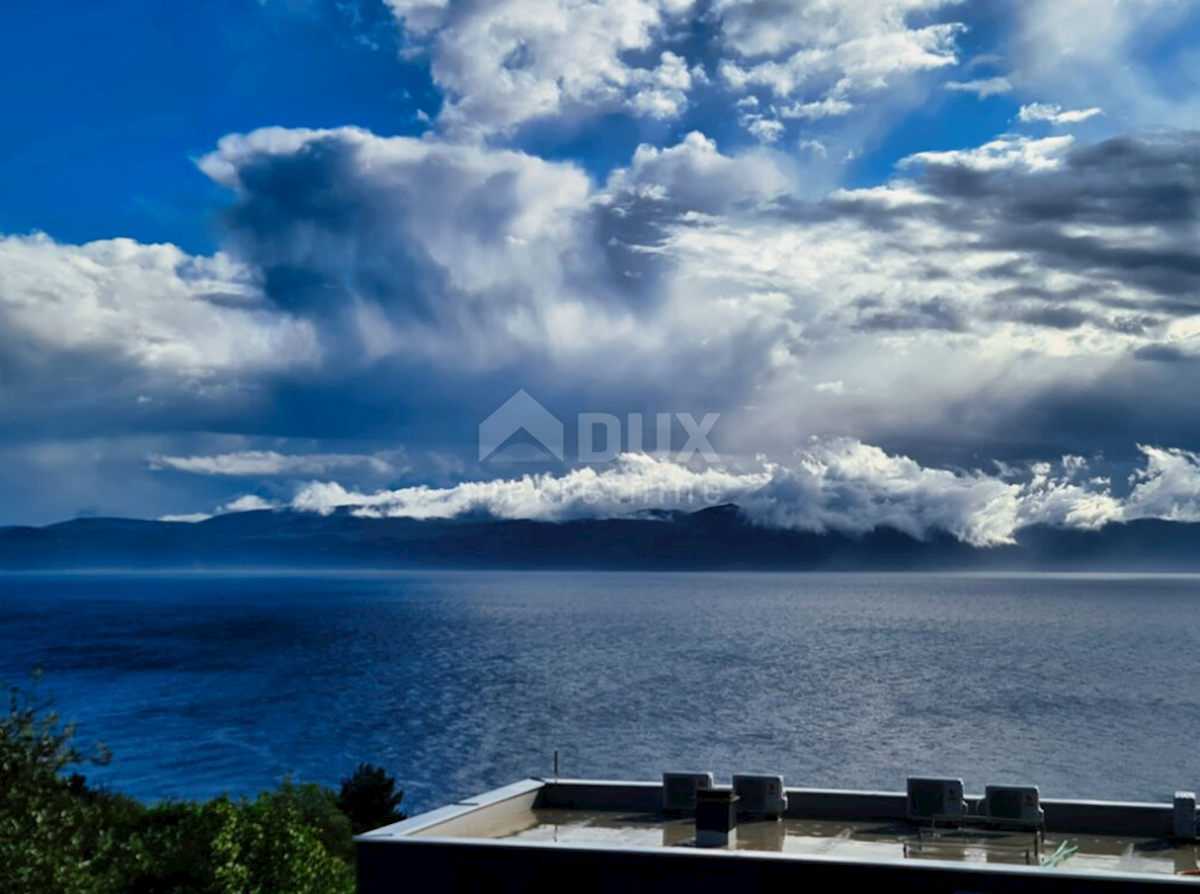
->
<box><xmin>554</xmin><ymin>749</ymin><xmax>559</xmax><ymax>782</ymax></box>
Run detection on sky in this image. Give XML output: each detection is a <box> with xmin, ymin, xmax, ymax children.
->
<box><xmin>5</xmin><ymin>0</ymin><xmax>1200</xmax><ymax>540</ymax></box>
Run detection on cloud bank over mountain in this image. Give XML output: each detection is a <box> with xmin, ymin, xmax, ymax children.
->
<box><xmin>175</xmin><ymin>440</ymin><xmax>1200</xmax><ymax>548</ymax></box>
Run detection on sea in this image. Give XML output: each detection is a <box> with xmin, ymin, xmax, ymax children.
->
<box><xmin>0</xmin><ymin>571</ymin><xmax>1197</xmax><ymax>814</ymax></box>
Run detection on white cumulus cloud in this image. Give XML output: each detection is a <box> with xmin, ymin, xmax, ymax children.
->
<box><xmin>902</xmin><ymin>135</ymin><xmax>1075</xmax><ymax>172</ymax></box>
<box><xmin>0</xmin><ymin>233</ymin><xmax>315</xmax><ymax>377</ymax></box>
<box><xmin>716</xmin><ymin>0</ymin><xmax>965</xmax><ymax>136</ymax></box>
<box><xmin>1018</xmin><ymin>102</ymin><xmax>1103</xmax><ymax>125</ymax></box>
<box><xmin>385</xmin><ymin>0</ymin><xmax>697</xmax><ymax>136</ymax></box>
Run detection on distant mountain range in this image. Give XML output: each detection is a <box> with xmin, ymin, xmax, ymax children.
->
<box><xmin>2</xmin><ymin>505</ymin><xmax>1200</xmax><ymax>571</ymax></box>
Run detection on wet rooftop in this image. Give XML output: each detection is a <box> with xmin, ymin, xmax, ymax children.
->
<box><xmin>487</xmin><ymin>809</ymin><xmax>1200</xmax><ymax>876</ymax></box>
<box><xmin>357</xmin><ymin>779</ymin><xmax>1200</xmax><ymax>886</ymax></box>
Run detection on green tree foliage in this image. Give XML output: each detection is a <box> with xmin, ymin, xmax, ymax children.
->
<box><xmin>337</xmin><ymin>763</ymin><xmax>407</xmax><ymax>835</ymax></box>
<box><xmin>116</xmin><ymin>792</ymin><xmax>354</xmax><ymax>894</ymax></box>
<box><xmin>266</xmin><ymin>778</ymin><xmax>356</xmax><ymax>865</ymax></box>
<box><xmin>0</xmin><ymin>672</ymin><xmax>399</xmax><ymax>894</ymax></box>
<box><xmin>0</xmin><ymin>671</ymin><xmax>127</xmax><ymax>894</ymax></box>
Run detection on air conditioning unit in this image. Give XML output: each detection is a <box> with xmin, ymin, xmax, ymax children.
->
<box><xmin>662</xmin><ymin>772</ymin><xmax>714</xmax><ymax>814</ymax></box>
<box><xmin>1175</xmin><ymin>792</ymin><xmax>1198</xmax><ymax>839</ymax></box>
<box><xmin>982</xmin><ymin>785</ymin><xmax>1044</xmax><ymax>824</ymax></box>
<box><xmin>732</xmin><ymin>774</ymin><xmax>787</xmax><ymax>819</ymax></box>
<box><xmin>907</xmin><ymin>777</ymin><xmax>966</xmax><ymax>822</ymax></box>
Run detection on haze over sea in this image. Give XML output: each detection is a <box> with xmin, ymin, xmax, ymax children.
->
<box><xmin>1</xmin><ymin>571</ymin><xmax>1195</xmax><ymax>813</ymax></box>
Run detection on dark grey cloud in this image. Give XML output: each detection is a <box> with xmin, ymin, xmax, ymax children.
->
<box><xmin>1133</xmin><ymin>343</ymin><xmax>1192</xmax><ymax>363</ymax></box>
<box><xmin>853</xmin><ymin>296</ymin><xmax>969</xmax><ymax>332</ymax></box>
<box><xmin>898</xmin><ymin>133</ymin><xmax>1200</xmax><ymax>305</ymax></box>
<box><xmin>1003</xmin><ymin>305</ymin><xmax>1093</xmax><ymax>330</ymax></box>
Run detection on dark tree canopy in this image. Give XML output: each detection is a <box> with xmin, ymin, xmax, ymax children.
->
<box><xmin>337</xmin><ymin>762</ymin><xmax>407</xmax><ymax>834</ymax></box>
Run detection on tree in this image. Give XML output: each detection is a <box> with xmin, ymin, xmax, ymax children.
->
<box><xmin>1</xmin><ymin>672</ymin><xmax>360</xmax><ymax>894</ymax></box>
<box><xmin>0</xmin><ymin>668</ymin><xmax>110</xmax><ymax>778</ymax></box>
<box><xmin>0</xmin><ymin>670</ymin><xmax>127</xmax><ymax>894</ymax></box>
<box><xmin>336</xmin><ymin>763</ymin><xmax>407</xmax><ymax>834</ymax></box>
<box><xmin>267</xmin><ymin>778</ymin><xmax>355</xmax><ymax>864</ymax></box>
<box><xmin>124</xmin><ymin>794</ymin><xmax>354</xmax><ymax>894</ymax></box>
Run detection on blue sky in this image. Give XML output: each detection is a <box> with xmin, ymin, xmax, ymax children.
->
<box><xmin>0</xmin><ymin>1</ymin><xmax>433</xmax><ymax>252</ymax></box>
<box><xmin>5</xmin><ymin>0</ymin><xmax>1200</xmax><ymax>539</ymax></box>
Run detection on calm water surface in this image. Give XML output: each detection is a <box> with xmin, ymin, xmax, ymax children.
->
<box><xmin>0</xmin><ymin>572</ymin><xmax>1196</xmax><ymax>813</ymax></box>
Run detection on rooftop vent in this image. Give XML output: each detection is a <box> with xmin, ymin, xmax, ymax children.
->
<box><xmin>1175</xmin><ymin>792</ymin><xmax>1197</xmax><ymax>839</ymax></box>
<box><xmin>982</xmin><ymin>785</ymin><xmax>1044</xmax><ymax>825</ymax></box>
<box><xmin>732</xmin><ymin>774</ymin><xmax>787</xmax><ymax>819</ymax></box>
<box><xmin>906</xmin><ymin>777</ymin><xmax>965</xmax><ymax>822</ymax></box>
<box><xmin>695</xmin><ymin>789</ymin><xmax>738</xmax><ymax>848</ymax></box>
<box><xmin>662</xmin><ymin>772</ymin><xmax>714</xmax><ymax>815</ymax></box>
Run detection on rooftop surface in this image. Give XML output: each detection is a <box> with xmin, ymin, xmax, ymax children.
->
<box><xmin>356</xmin><ymin>778</ymin><xmax>1200</xmax><ymax>890</ymax></box>
<box><xmin>490</xmin><ymin>808</ymin><xmax>1200</xmax><ymax>875</ymax></box>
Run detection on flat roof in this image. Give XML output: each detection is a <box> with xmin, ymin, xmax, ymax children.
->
<box><xmin>356</xmin><ymin>779</ymin><xmax>1200</xmax><ymax>888</ymax></box>
<box><xmin>489</xmin><ymin>809</ymin><xmax>1199</xmax><ymax>876</ymax></box>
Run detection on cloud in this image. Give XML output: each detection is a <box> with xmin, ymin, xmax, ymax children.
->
<box><xmin>150</xmin><ymin>450</ymin><xmax>403</xmax><ymax>477</ymax></box>
<box><xmin>14</xmin><ymin>3</ymin><xmax>1200</xmax><ymax>530</ymax></box>
<box><xmin>0</xmin><ymin>233</ymin><xmax>317</xmax><ymax>438</ymax></box>
<box><xmin>627</xmin><ymin>51</ymin><xmax>696</xmax><ymax>120</ymax></box>
<box><xmin>798</xmin><ymin>138</ymin><xmax>828</xmax><ymax>157</ymax></box>
<box><xmin>639</xmin><ymin>129</ymin><xmax>1200</xmax><ymax>460</ymax></box>
<box><xmin>778</xmin><ymin>97</ymin><xmax>855</xmax><ymax>121</ymax></box>
<box><xmin>287</xmin><ymin>440</ymin><xmax>1023</xmax><ymax>546</ymax></box>
<box><xmin>199</xmin><ymin>126</ymin><xmax>603</xmax><ymax>370</ymax></box>
<box><xmin>121</xmin><ymin>128</ymin><xmax>1200</xmax><ymax>475</ymax></box>
<box><xmin>220</xmin><ymin>494</ymin><xmax>279</xmax><ymax>513</ymax></box>
<box><xmin>374</xmin><ymin>1</ymin><xmax>1192</xmax><ymax>143</ymax></box>
<box><xmin>1018</xmin><ymin>102</ymin><xmax>1103</xmax><ymax>125</ymax></box>
<box><xmin>745</xmin><ymin>117</ymin><xmax>785</xmax><ymax>144</ymax></box>
<box><xmin>14</xmin><ymin>123</ymin><xmax>1200</xmax><ymax>524</ymax></box>
<box><xmin>715</xmin><ymin>0</ymin><xmax>965</xmax><ymax>133</ymax></box>
<box><xmin>1124</xmin><ymin>445</ymin><xmax>1200</xmax><ymax>522</ymax></box>
<box><xmin>605</xmin><ymin>131</ymin><xmax>793</xmax><ymax>212</ymax></box>
<box><xmin>384</xmin><ymin>0</ymin><xmax>697</xmax><ymax>136</ymax></box>
<box><xmin>0</xmin><ymin>234</ymin><xmax>312</xmax><ymax>375</ymax></box>
<box><xmin>901</xmin><ymin>134</ymin><xmax>1074</xmax><ymax>171</ymax></box>
<box><xmin>203</xmin><ymin>440</ymin><xmax>1200</xmax><ymax>547</ymax></box>
<box><xmin>266</xmin><ymin>438</ymin><xmax>1200</xmax><ymax>546</ymax></box>
<box><xmin>1012</xmin><ymin>0</ymin><xmax>1200</xmax><ymax>129</ymax></box>
<box><xmin>944</xmin><ymin>76</ymin><xmax>1013</xmax><ymax>98</ymax></box>
<box><xmin>897</xmin><ymin>131</ymin><xmax>1200</xmax><ymax>297</ymax></box>
<box><xmin>159</xmin><ymin>493</ymin><xmax>279</xmax><ymax>524</ymax></box>
<box><xmin>199</xmin><ymin>125</ymin><xmax>800</xmax><ymax>428</ymax></box>
<box><xmin>381</xmin><ymin>0</ymin><xmax>968</xmax><ymax>139</ymax></box>
<box><xmin>383</xmin><ymin>0</ymin><xmax>451</xmax><ymax>35</ymax></box>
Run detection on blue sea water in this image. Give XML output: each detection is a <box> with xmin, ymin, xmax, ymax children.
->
<box><xmin>0</xmin><ymin>571</ymin><xmax>1198</xmax><ymax>814</ymax></box>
